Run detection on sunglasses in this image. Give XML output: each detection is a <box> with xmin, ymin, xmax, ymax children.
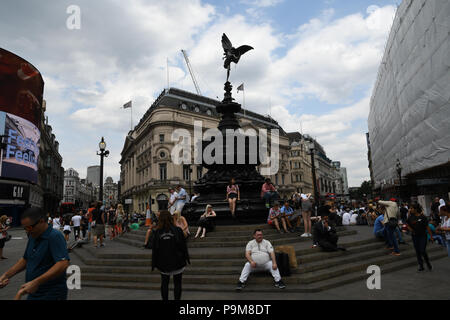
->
<box><xmin>23</xmin><ymin>219</ymin><xmax>43</xmax><ymax>232</ymax></box>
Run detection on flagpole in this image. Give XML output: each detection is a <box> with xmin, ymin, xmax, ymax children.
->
<box><xmin>243</xmin><ymin>89</ymin><xmax>246</xmax><ymax>117</ymax></box>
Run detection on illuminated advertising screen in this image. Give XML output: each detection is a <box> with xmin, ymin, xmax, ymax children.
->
<box><xmin>0</xmin><ymin>48</ymin><xmax>43</xmax><ymax>184</ymax></box>
<box><xmin>0</xmin><ymin>48</ymin><xmax>44</xmax><ymax>128</ymax></box>
<box><xmin>0</xmin><ymin>111</ymin><xmax>40</xmax><ymax>183</ymax></box>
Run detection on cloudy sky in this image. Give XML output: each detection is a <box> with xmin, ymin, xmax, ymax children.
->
<box><xmin>0</xmin><ymin>0</ymin><xmax>398</xmax><ymax>187</ymax></box>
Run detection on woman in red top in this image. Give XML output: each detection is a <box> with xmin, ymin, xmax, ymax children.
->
<box><xmin>226</xmin><ymin>178</ymin><xmax>240</xmax><ymax>219</ymax></box>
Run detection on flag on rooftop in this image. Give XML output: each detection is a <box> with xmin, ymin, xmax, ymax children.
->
<box><xmin>123</xmin><ymin>101</ymin><xmax>132</xmax><ymax>109</ymax></box>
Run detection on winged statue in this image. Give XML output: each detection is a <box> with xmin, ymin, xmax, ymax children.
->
<box><xmin>222</xmin><ymin>33</ymin><xmax>253</xmax><ymax>82</ymax></box>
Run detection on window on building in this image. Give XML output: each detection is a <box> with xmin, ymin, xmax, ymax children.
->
<box><xmin>159</xmin><ymin>164</ymin><xmax>167</xmax><ymax>181</ymax></box>
<box><xmin>183</xmin><ymin>165</ymin><xmax>191</xmax><ymax>181</ymax></box>
<box><xmin>275</xmin><ymin>174</ymin><xmax>279</xmax><ymax>185</ymax></box>
<box><xmin>159</xmin><ymin>134</ymin><xmax>165</xmax><ymax>143</ymax></box>
<box><xmin>282</xmin><ymin>174</ymin><xmax>285</xmax><ymax>185</ymax></box>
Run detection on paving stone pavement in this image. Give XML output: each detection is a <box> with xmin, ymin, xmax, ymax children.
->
<box><xmin>0</xmin><ymin>227</ymin><xmax>448</xmax><ymax>300</ymax></box>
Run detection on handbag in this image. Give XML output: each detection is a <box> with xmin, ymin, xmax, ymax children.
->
<box><xmin>388</xmin><ymin>217</ymin><xmax>398</xmax><ymax>228</ymax></box>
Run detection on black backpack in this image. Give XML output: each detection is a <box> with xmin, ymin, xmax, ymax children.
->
<box><xmin>275</xmin><ymin>252</ymin><xmax>291</xmax><ymax>277</ymax></box>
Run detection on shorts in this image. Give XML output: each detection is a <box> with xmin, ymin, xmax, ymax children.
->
<box><xmin>228</xmin><ymin>193</ymin><xmax>238</xmax><ymax>199</ymax></box>
<box><xmin>93</xmin><ymin>224</ymin><xmax>105</xmax><ymax>237</ymax></box>
<box><xmin>302</xmin><ymin>201</ymin><xmax>312</xmax><ymax>211</ymax></box>
<box><xmin>268</xmin><ymin>217</ymin><xmax>282</xmax><ymax>226</ymax></box>
<box><xmin>0</xmin><ymin>238</ymin><xmax>5</xmax><ymax>249</ymax></box>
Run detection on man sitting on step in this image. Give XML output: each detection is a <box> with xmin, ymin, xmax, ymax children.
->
<box><xmin>236</xmin><ymin>229</ymin><xmax>286</xmax><ymax>291</ymax></box>
<box><xmin>312</xmin><ymin>215</ymin><xmax>346</xmax><ymax>252</ymax></box>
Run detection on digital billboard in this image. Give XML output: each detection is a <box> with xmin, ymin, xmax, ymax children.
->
<box><xmin>0</xmin><ymin>48</ymin><xmax>44</xmax><ymax>128</ymax></box>
<box><xmin>0</xmin><ymin>111</ymin><xmax>40</xmax><ymax>183</ymax></box>
<box><xmin>0</xmin><ymin>48</ymin><xmax>44</xmax><ymax>184</ymax></box>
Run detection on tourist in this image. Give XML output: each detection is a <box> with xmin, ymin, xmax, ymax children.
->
<box><xmin>301</xmin><ymin>193</ymin><xmax>313</xmax><ymax>237</ymax></box>
<box><xmin>71</xmin><ymin>211</ymin><xmax>82</xmax><ymax>241</ymax></box>
<box><xmin>281</xmin><ymin>201</ymin><xmax>301</xmax><ymax>233</ymax></box>
<box><xmin>373</xmin><ymin>211</ymin><xmax>385</xmax><ymax>240</ymax></box>
<box><xmin>0</xmin><ymin>215</ymin><xmax>10</xmax><ymax>260</ymax></box>
<box><xmin>236</xmin><ymin>229</ymin><xmax>285</xmax><ymax>291</ymax></box>
<box><xmin>0</xmin><ymin>207</ymin><xmax>70</xmax><ymax>300</ymax></box>
<box><xmin>107</xmin><ymin>206</ymin><xmax>116</xmax><ymax>240</ymax></box>
<box><xmin>406</xmin><ymin>203</ymin><xmax>434</xmax><ymax>272</ymax></box>
<box><xmin>87</xmin><ymin>203</ymin><xmax>95</xmax><ymax>241</ymax></box>
<box><xmin>318</xmin><ymin>201</ymin><xmax>339</xmax><ymax>227</ymax></box>
<box><xmin>62</xmin><ymin>215</ymin><xmax>71</xmax><ymax>242</ymax></box>
<box><xmin>195</xmin><ymin>205</ymin><xmax>216</xmax><ymax>239</ymax></box>
<box><xmin>428</xmin><ymin>220</ymin><xmax>444</xmax><ymax>246</ymax></box>
<box><xmin>378</xmin><ymin>200</ymin><xmax>401</xmax><ymax>256</ymax></box>
<box><xmin>175</xmin><ymin>185</ymin><xmax>189</xmax><ymax>213</ymax></box>
<box><xmin>152</xmin><ymin>211</ymin><xmax>190</xmax><ymax>301</ymax></box>
<box><xmin>342</xmin><ymin>208</ymin><xmax>351</xmax><ymax>226</ymax></box>
<box><xmin>143</xmin><ymin>211</ymin><xmax>160</xmax><ymax>248</ymax></box>
<box><xmin>350</xmin><ymin>210</ymin><xmax>358</xmax><ymax>225</ymax></box>
<box><xmin>81</xmin><ymin>211</ymin><xmax>89</xmax><ymax>240</ymax></box>
<box><xmin>367</xmin><ymin>205</ymin><xmax>377</xmax><ymax>226</ymax></box>
<box><xmin>400</xmin><ymin>203</ymin><xmax>409</xmax><ymax>223</ymax></box>
<box><xmin>312</xmin><ymin>214</ymin><xmax>346</xmax><ymax>252</ymax></box>
<box><xmin>226</xmin><ymin>178</ymin><xmax>240</xmax><ymax>218</ymax></box>
<box><xmin>173</xmin><ymin>211</ymin><xmax>190</xmax><ymax>239</ymax></box>
<box><xmin>52</xmin><ymin>215</ymin><xmax>61</xmax><ymax>231</ymax></box>
<box><xmin>261</xmin><ymin>178</ymin><xmax>279</xmax><ymax>208</ymax></box>
<box><xmin>430</xmin><ymin>197</ymin><xmax>442</xmax><ymax>224</ymax></box>
<box><xmin>92</xmin><ymin>202</ymin><xmax>105</xmax><ymax>248</ymax></box>
<box><xmin>267</xmin><ymin>203</ymin><xmax>288</xmax><ymax>234</ymax></box>
<box><xmin>436</xmin><ymin>202</ymin><xmax>450</xmax><ymax>257</ymax></box>
<box><xmin>116</xmin><ymin>204</ymin><xmax>125</xmax><ymax>236</ymax></box>
<box><xmin>168</xmin><ymin>188</ymin><xmax>178</xmax><ymax>215</ymax></box>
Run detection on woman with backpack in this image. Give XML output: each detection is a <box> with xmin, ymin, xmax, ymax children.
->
<box><xmin>152</xmin><ymin>211</ymin><xmax>190</xmax><ymax>301</ymax></box>
<box><xmin>0</xmin><ymin>215</ymin><xmax>10</xmax><ymax>260</ymax></box>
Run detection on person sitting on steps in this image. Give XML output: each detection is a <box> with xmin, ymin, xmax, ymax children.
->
<box><xmin>280</xmin><ymin>201</ymin><xmax>301</xmax><ymax>233</ymax></box>
<box><xmin>236</xmin><ymin>229</ymin><xmax>285</xmax><ymax>291</ymax></box>
<box><xmin>261</xmin><ymin>178</ymin><xmax>279</xmax><ymax>209</ymax></box>
<box><xmin>267</xmin><ymin>203</ymin><xmax>288</xmax><ymax>234</ymax></box>
<box><xmin>312</xmin><ymin>214</ymin><xmax>346</xmax><ymax>252</ymax></box>
<box><xmin>195</xmin><ymin>205</ymin><xmax>216</xmax><ymax>239</ymax></box>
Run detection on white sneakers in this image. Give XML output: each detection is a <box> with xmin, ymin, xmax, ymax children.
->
<box><xmin>301</xmin><ymin>233</ymin><xmax>312</xmax><ymax>237</ymax></box>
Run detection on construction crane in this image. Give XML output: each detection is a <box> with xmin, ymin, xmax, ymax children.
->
<box><xmin>181</xmin><ymin>49</ymin><xmax>202</xmax><ymax>96</ymax></box>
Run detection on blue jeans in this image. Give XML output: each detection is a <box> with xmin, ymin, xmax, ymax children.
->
<box><xmin>385</xmin><ymin>224</ymin><xmax>399</xmax><ymax>253</ymax></box>
<box><xmin>395</xmin><ymin>227</ymin><xmax>404</xmax><ymax>242</ymax></box>
<box><xmin>447</xmin><ymin>240</ymin><xmax>450</xmax><ymax>257</ymax></box>
<box><xmin>263</xmin><ymin>192</ymin><xmax>279</xmax><ymax>205</ymax></box>
<box><xmin>375</xmin><ymin>229</ymin><xmax>385</xmax><ymax>240</ymax></box>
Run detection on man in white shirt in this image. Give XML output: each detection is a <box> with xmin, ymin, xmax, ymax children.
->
<box><xmin>350</xmin><ymin>212</ymin><xmax>358</xmax><ymax>225</ymax></box>
<box><xmin>342</xmin><ymin>209</ymin><xmax>351</xmax><ymax>226</ymax></box>
<box><xmin>175</xmin><ymin>185</ymin><xmax>189</xmax><ymax>213</ymax></box>
<box><xmin>71</xmin><ymin>211</ymin><xmax>82</xmax><ymax>240</ymax></box>
<box><xmin>236</xmin><ymin>229</ymin><xmax>285</xmax><ymax>290</ymax></box>
<box><xmin>168</xmin><ymin>188</ymin><xmax>178</xmax><ymax>215</ymax></box>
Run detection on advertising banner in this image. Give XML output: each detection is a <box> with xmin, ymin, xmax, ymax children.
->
<box><xmin>0</xmin><ymin>48</ymin><xmax>44</xmax><ymax>128</ymax></box>
<box><xmin>0</xmin><ymin>111</ymin><xmax>40</xmax><ymax>183</ymax></box>
<box><xmin>0</xmin><ymin>48</ymin><xmax>44</xmax><ymax>184</ymax></box>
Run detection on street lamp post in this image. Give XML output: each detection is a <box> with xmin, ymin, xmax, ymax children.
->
<box><xmin>97</xmin><ymin>137</ymin><xmax>110</xmax><ymax>202</ymax></box>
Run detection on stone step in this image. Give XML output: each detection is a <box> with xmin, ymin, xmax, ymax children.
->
<box><xmin>79</xmin><ymin>249</ymin><xmax>448</xmax><ymax>292</ymax></box>
<box><xmin>126</xmin><ymin>226</ymin><xmax>347</xmax><ymax>242</ymax></box>
<box><xmin>79</xmin><ymin>245</ymin><xmax>444</xmax><ymax>285</ymax></box>
<box><xmin>73</xmin><ymin>240</ymin><xmax>385</xmax><ymax>270</ymax></box>
<box><xmin>115</xmin><ymin>230</ymin><xmax>358</xmax><ymax>249</ymax></box>
<box><xmin>72</xmin><ymin>234</ymin><xmax>377</xmax><ymax>263</ymax></box>
<box><xmin>76</xmin><ymin>243</ymin><xmax>389</xmax><ymax>275</ymax></box>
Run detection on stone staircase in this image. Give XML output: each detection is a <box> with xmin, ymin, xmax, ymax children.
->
<box><xmin>71</xmin><ymin>225</ymin><xmax>448</xmax><ymax>293</ymax></box>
